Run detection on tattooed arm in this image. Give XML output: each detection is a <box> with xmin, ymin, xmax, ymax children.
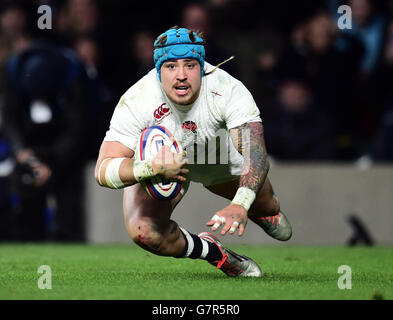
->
<box><xmin>206</xmin><ymin>121</ymin><xmax>269</xmax><ymax>236</ymax></box>
<box><xmin>229</xmin><ymin>121</ymin><xmax>269</xmax><ymax>193</ymax></box>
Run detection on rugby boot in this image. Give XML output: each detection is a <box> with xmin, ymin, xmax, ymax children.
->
<box><xmin>249</xmin><ymin>211</ymin><xmax>292</xmax><ymax>241</ymax></box>
<box><xmin>198</xmin><ymin>232</ymin><xmax>263</xmax><ymax>277</ymax></box>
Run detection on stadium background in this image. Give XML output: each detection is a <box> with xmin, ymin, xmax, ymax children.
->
<box><xmin>0</xmin><ymin>1</ymin><xmax>392</xmax><ymax>246</ymax></box>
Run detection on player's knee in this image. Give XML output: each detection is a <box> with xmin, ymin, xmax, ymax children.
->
<box><xmin>127</xmin><ymin>219</ymin><xmax>164</xmax><ymax>252</ymax></box>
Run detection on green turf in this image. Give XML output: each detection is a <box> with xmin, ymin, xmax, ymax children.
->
<box><xmin>0</xmin><ymin>244</ymin><xmax>392</xmax><ymax>300</ymax></box>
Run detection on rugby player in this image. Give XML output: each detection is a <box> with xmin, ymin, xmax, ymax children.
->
<box><xmin>95</xmin><ymin>26</ymin><xmax>292</xmax><ymax>277</ymax></box>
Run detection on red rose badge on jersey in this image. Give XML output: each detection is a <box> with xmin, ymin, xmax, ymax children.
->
<box><xmin>182</xmin><ymin>120</ymin><xmax>197</xmax><ymax>133</ymax></box>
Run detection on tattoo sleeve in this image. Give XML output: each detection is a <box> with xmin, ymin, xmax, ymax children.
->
<box><xmin>229</xmin><ymin>122</ymin><xmax>269</xmax><ymax>193</ymax></box>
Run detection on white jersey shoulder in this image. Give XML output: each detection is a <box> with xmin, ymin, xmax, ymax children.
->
<box><xmin>121</xmin><ymin>68</ymin><xmax>164</xmax><ymax>113</ymax></box>
<box><xmin>104</xmin><ymin>69</ymin><xmax>165</xmax><ymax>150</ymax></box>
<box><xmin>203</xmin><ymin>62</ymin><xmax>261</xmax><ymax>129</ymax></box>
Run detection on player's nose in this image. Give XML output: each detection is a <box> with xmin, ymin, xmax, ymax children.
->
<box><xmin>176</xmin><ymin>66</ymin><xmax>187</xmax><ymax>81</ymax></box>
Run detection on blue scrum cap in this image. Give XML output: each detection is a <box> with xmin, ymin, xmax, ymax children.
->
<box><xmin>153</xmin><ymin>27</ymin><xmax>205</xmax><ymax>81</ymax></box>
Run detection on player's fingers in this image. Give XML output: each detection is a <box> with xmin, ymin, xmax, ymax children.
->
<box><xmin>229</xmin><ymin>221</ymin><xmax>240</xmax><ymax>235</ymax></box>
<box><xmin>206</xmin><ymin>214</ymin><xmax>220</xmax><ymax>227</ymax></box>
<box><xmin>212</xmin><ymin>216</ymin><xmax>225</xmax><ymax>231</ymax></box>
<box><xmin>206</xmin><ymin>214</ymin><xmax>221</xmax><ymax>226</ymax></box>
<box><xmin>238</xmin><ymin>223</ymin><xmax>245</xmax><ymax>237</ymax></box>
<box><xmin>180</xmin><ymin>168</ymin><xmax>189</xmax><ymax>175</ymax></box>
<box><xmin>174</xmin><ymin>153</ymin><xmax>188</xmax><ymax>165</ymax></box>
<box><xmin>220</xmin><ymin>219</ymin><xmax>235</xmax><ymax>236</ymax></box>
<box><xmin>158</xmin><ymin>145</ymin><xmax>172</xmax><ymax>166</ymax></box>
<box><xmin>175</xmin><ymin>175</ymin><xmax>186</xmax><ymax>182</ymax></box>
<box><xmin>206</xmin><ymin>214</ymin><xmax>219</xmax><ymax>226</ymax></box>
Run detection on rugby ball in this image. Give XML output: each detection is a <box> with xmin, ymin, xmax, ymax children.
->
<box><xmin>135</xmin><ymin>126</ymin><xmax>183</xmax><ymax>200</ymax></box>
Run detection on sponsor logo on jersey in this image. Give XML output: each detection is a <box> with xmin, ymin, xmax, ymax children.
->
<box><xmin>212</xmin><ymin>91</ymin><xmax>222</xmax><ymax>96</ymax></box>
<box><xmin>154</xmin><ymin>103</ymin><xmax>170</xmax><ymax>121</ymax></box>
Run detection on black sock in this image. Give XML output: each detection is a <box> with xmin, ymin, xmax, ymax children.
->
<box><xmin>177</xmin><ymin>227</ymin><xmax>223</xmax><ymax>262</ymax></box>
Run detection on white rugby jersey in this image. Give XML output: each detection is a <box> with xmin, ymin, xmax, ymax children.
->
<box><xmin>104</xmin><ymin>62</ymin><xmax>262</xmax><ymax>186</ymax></box>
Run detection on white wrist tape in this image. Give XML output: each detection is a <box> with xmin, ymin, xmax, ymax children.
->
<box><xmin>97</xmin><ymin>158</ymin><xmax>111</xmax><ymax>186</ymax></box>
<box><xmin>104</xmin><ymin>157</ymin><xmax>126</xmax><ymax>189</ymax></box>
<box><xmin>133</xmin><ymin>160</ymin><xmax>155</xmax><ymax>182</ymax></box>
<box><xmin>231</xmin><ymin>187</ymin><xmax>256</xmax><ymax>211</ymax></box>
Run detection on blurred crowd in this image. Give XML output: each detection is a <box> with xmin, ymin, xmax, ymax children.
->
<box><xmin>0</xmin><ymin>0</ymin><xmax>392</xmax><ymax>242</ymax></box>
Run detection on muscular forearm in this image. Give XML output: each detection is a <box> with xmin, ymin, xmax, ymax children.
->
<box><xmin>230</xmin><ymin>121</ymin><xmax>269</xmax><ymax>195</ymax></box>
<box><xmin>207</xmin><ymin>122</ymin><xmax>269</xmax><ymax>235</ymax></box>
<box><xmin>96</xmin><ymin>156</ymin><xmax>161</xmax><ymax>189</ymax></box>
<box><xmin>239</xmin><ymin>122</ymin><xmax>269</xmax><ymax>193</ymax></box>
<box><xmin>95</xmin><ymin>143</ymin><xmax>188</xmax><ymax>189</ymax></box>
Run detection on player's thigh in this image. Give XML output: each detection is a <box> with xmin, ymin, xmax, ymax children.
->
<box><xmin>122</xmin><ymin>182</ymin><xmax>187</xmax><ymax>234</ymax></box>
<box><xmin>204</xmin><ymin>176</ymin><xmax>277</xmax><ymax>213</ymax></box>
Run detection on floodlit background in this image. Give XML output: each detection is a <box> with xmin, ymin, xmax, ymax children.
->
<box><xmin>0</xmin><ymin>0</ymin><xmax>392</xmax><ymax>245</ymax></box>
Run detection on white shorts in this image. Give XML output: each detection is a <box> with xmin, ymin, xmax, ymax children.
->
<box><xmin>185</xmin><ymin>142</ymin><xmax>244</xmax><ymax>187</ymax></box>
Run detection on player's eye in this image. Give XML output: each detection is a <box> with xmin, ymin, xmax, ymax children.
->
<box><xmin>166</xmin><ymin>64</ymin><xmax>176</xmax><ymax>70</ymax></box>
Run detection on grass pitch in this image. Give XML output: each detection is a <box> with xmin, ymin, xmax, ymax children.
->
<box><xmin>0</xmin><ymin>244</ymin><xmax>392</xmax><ymax>300</ymax></box>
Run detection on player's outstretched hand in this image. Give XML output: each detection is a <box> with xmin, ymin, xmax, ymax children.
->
<box><xmin>152</xmin><ymin>142</ymin><xmax>189</xmax><ymax>182</ymax></box>
<box><xmin>206</xmin><ymin>204</ymin><xmax>248</xmax><ymax>236</ymax></box>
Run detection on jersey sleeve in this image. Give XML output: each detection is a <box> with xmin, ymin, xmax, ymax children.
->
<box><xmin>224</xmin><ymin>80</ymin><xmax>262</xmax><ymax>129</ymax></box>
<box><xmin>103</xmin><ymin>95</ymin><xmax>146</xmax><ymax>152</ymax></box>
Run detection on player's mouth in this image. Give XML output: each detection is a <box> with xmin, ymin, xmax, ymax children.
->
<box><xmin>174</xmin><ymin>85</ymin><xmax>190</xmax><ymax>96</ymax></box>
